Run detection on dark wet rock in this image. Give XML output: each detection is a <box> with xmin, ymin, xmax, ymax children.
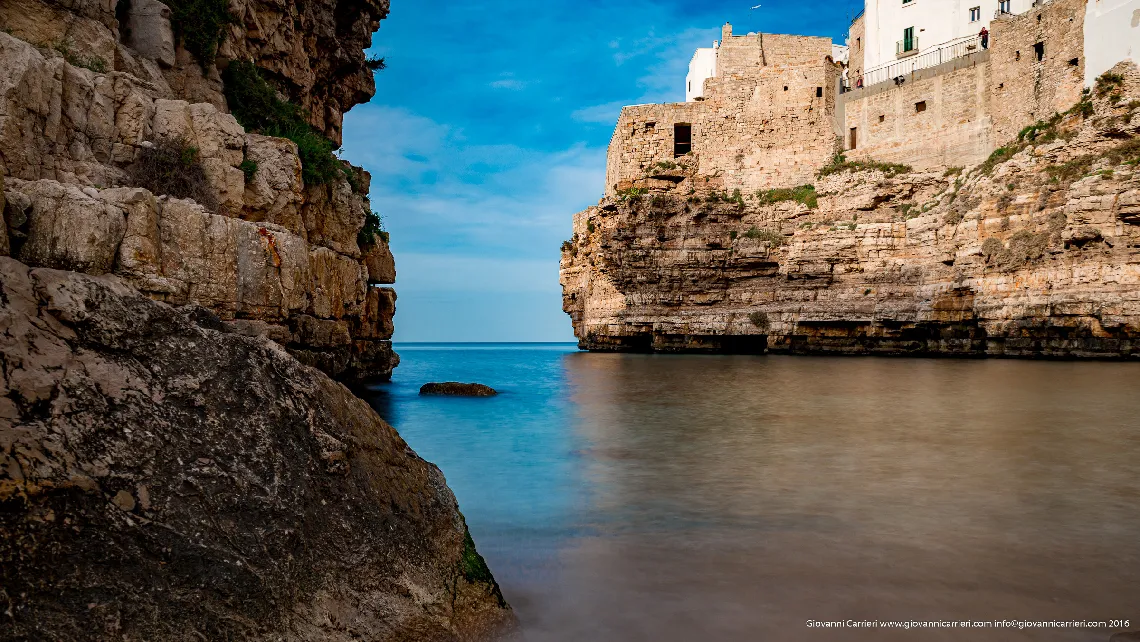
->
<box><xmin>420</xmin><ymin>382</ymin><xmax>499</xmax><ymax>397</ymax></box>
<box><xmin>0</xmin><ymin>257</ymin><xmax>515</xmax><ymax>641</ymax></box>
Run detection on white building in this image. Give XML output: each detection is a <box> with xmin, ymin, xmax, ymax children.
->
<box><xmin>1084</xmin><ymin>0</ymin><xmax>1139</xmax><ymax>86</ymax></box>
<box><xmin>686</xmin><ymin>45</ymin><xmax>719</xmax><ymax>102</ymax></box>
<box><xmin>861</xmin><ymin>0</ymin><xmax>1035</xmax><ymax>76</ymax></box>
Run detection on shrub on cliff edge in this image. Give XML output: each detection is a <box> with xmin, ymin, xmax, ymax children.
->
<box><xmin>222</xmin><ymin>60</ymin><xmax>344</xmax><ymax>187</ymax></box>
<box><xmin>168</xmin><ymin>0</ymin><xmax>236</xmax><ymax>69</ymax></box>
<box><xmin>756</xmin><ymin>185</ymin><xmax>817</xmax><ymax>209</ymax></box>
<box><xmin>358</xmin><ymin>210</ymin><xmax>388</xmax><ymax>250</ymax></box>
<box><xmin>129</xmin><ymin>138</ymin><xmax>218</xmax><ymax>211</ymax></box>
<box><xmin>817</xmin><ymin>152</ymin><xmax>910</xmax><ymax>179</ymax></box>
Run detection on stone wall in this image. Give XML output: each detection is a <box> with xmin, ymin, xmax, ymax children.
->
<box><xmin>604</xmin><ymin>30</ymin><xmax>840</xmax><ymax>196</ymax></box>
<box><xmin>990</xmin><ymin>0</ymin><xmax>1087</xmax><ymax>144</ymax></box>
<box><xmin>836</xmin><ymin>0</ymin><xmax>1089</xmax><ymax>169</ymax></box>
<box><xmin>605</xmin><ymin>102</ymin><xmax>702</xmax><ymax>195</ymax></box>
<box><xmin>843</xmin><ymin>53</ymin><xmax>994</xmax><ymax>169</ymax></box>
<box><xmin>849</xmin><ymin>14</ymin><xmax>866</xmax><ymax>87</ymax></box>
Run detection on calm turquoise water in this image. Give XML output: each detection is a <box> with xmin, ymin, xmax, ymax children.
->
<box><xmin>363</xmin><ymin>344</ymin><xmax>1140</xmax><ymax>642</ymax></box>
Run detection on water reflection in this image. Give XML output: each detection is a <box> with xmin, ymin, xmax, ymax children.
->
<box><xmin>375</xmin><ymin>347</ymin><xmax>1140</xmax><ymax>642</ymax></box>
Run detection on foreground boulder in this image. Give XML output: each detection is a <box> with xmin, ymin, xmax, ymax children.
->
<box><xmin>420</xmin><ymin>383</ymin><xmax>499</xmax><ymax>397</ymax></box>
<box><xmin>0</xmin><ymin>258</ymin><xmax>514</xmax><ymax>640</ymax></box>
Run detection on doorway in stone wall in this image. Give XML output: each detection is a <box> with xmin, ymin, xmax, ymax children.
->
<box><xmin>674</xmin><ymin>124</ymin><xmax>692</xmax><ymax>157</ymax></box>
<box><xmin>849</xmin><ymin>127</ymin><xmax>858</xmax><ymax>150</ymax></box>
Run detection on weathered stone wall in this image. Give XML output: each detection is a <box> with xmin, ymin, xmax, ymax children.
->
<box><xmin>849</xmin><ymin>14</ymin><xmax>866</xmax><ymax>87</ymax></box>
<box><xmin>605</xmin><ymin>102</ymin><xmax>702</xmax><ymax>195</ymax></box>
<box><xmin>990</xmin><ymin>0</ymin><xmax>1087</xmax><ymax>144</ymax></box>
<box><xmin>843</xmin><ymin>54</ymin><xmax>994</xmax><ymax>169</ymax></box>
<box><xmin>604</xmin><ymin>30</ymin><xmax>839</xmax><ymax>196</ymax></box>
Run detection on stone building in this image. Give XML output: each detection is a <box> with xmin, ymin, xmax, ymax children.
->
<box><xmin>606</xmin><ymin>24</ymin><xmax>841</xmax><ymax>196</ymax></box>
<box><xmin>605</xmin><ymin>0</ymin><xmax>1136</xmax><ymax>193</ymax></box>
<box><xmin>858</xmin><ymin>0</ymin><xmax>1035</xmax><ymax>87</ymax></box>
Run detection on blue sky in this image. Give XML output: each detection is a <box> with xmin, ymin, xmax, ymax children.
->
<box><xmin>341</xmin><ymin>0</ymin><xmax>863</xmax><ymax>342</ymax></box>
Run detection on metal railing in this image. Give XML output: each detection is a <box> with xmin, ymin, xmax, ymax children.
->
<box><xmin>896</xmin><ymin>37</ymin><xmax>919</xmax><ymax>56</ymax></box>
<box><xmin>857</xmin><ymin>34</ymin><xmax>985</xmax><ymax>88</ymax></box>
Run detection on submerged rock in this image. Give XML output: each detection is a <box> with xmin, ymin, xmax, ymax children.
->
<box><xmin>420</xmin><ymin>382</ymin><xmax>499</xmax><ymax>397</ymax></box>
<box><xmin>0</xmin><ymin>258</ymin><xmax>515</xmax><ymax>641</ymax></box>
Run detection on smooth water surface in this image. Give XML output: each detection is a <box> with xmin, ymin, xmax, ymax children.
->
<box><xmin>365</xmin><ymin>345</ymin><xmax>1140</xmax><ymax>641</ymax></box>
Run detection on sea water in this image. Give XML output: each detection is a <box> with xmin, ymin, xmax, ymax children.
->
<box><xmin>363</xmin><ymin>344</ymin><xmax>1140</xmax><ymax>641</ymax></box>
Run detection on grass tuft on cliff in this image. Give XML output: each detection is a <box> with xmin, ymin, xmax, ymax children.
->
<box><xmin>53</xmin><ymin>39</ymin><xmax>106</xmax><ymax>73</ymax></box>
<box><xmin>817</xmin><ymin>153</ymin><xmax>910</xmax><ymax>179</ymax></box>
<box><xmin>744</xmin><ymin>227</ymin><xmax>786</xmax><ymax>247</ymax></box>
<box><xmin>129</xmin><ymin>138</ymin><xmax>218</xmax><ymax>211</ymax></box>
<box><xmin>358</xmin><ymin>210</ymin><xmax>388</xmax><ymax>249</ymax></box>
<box><xmin>222</xmin><ymin>61</ymin><xmax>344</xmax><ymax>187</ymax></box>
<box><xmin>169</xmin><ymin>0</ymin><xmax>236</xmax><ymax>70</ymax></box>
<box><xmin>755</xmin><ymin>185</ymin><xmax>817</xmax><ymax>209</ymax></box>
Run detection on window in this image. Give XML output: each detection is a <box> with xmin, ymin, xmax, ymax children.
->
<box><xmin>856</xmin><ymin>37</ymin><xmax>861</xmax><ymax>50</ymax></box>
<box><xmin>915</xmin><ymin>100</ymin><xmax>927</xmax><ymax>113</ymax></box>
<box><xmin>902</xmin><ymin>27</ymin><xmax>915</xmax><ymax>52</ymax></box>
<box><xmin>879</xmin><ymin>114</ymin><xmax>886</xmax><ymax>123</ymax></box>
<box><xmin>999</xmin><ymin>0</ymin><xmax>1011</xmax><ymax>13</ymax></box>
<box><xmin>902</xmin><ymin>0</ymin><xmax>913</xmax><ymax>4</ymax></box>
<box><xmin>1034</xmin><ymin>41</ymin><xmax>1044</xmax><ymax>61</ymax></box>
<box><xmin>849</xmin><ymin>127</ymin><xmax>858</xmax><ymax>150</ymax></box>
<box><xmin>688</xmin><ymin>81</ymin><xmax>691</xmax><ymax>92</ymax></box>
<box><xmin>673</xmin><ymin>123</ymin><xmax>692</xmax><ymax>157</ymax></box>
<box><xmin>969</xmin><ymin>6</ymin><xmax>981</xmax><ymax>21</ymax></box>
<box><xmin>816</xmin><ymin>87</ymin><xmax>823</xmax><ymax>98</ymax></box>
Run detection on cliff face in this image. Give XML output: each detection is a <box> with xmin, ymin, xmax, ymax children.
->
<box><xmin>562</xmin><ymin>63</ymin><xmax>1140</xmax><ymax>357</ymax></box>
<box><xmin>0</xmin><ymin>259</ymin><xmax>513</xmax><ymax>640</ymax></box>
<box><xmin>0</xmin><ymin>0</ymin><xmax>517</xmax><ymax>638</ymax></box>
<box><xmin>0</xmin><ymin>0</ymin><xmax>397</xmax><ymax>382</ymax></box>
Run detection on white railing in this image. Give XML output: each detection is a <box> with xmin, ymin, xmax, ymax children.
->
<box><xmin>896</xmin><ymin>37</ymin><xmax>919</xmax><ymax>56</ymax></box>
<box><xmin>857</xmin><ymin>34</ymin><xmax>985</xmax><ymax>89</ymax></box>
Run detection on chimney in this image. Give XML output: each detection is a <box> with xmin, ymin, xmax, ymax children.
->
<box><xmin>722</xmin><ymin>22</ymin><xmax>733</xmax><ymax>40</ymax></box>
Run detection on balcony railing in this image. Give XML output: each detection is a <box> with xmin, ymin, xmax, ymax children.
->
<box><xmin>897</xmin><ymin>37</ymin><xmax>919</xmax><ymax>56</ymax></box>
<box><xmin>854</xmin><ymin>34</ymin><xmax>985</xmax><ymax>89</ymax></box>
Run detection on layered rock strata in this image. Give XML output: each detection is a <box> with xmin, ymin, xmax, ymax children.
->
<box><xmin>562</xmin><ymin>63</ymin><xmax>1140</xmax><ymax>358</ymax></box>
<box><xmin>0</xmin><ymin>0</ymin><xmax>397</xmax><ymax>381</ymax></box>
<box><xmin>0</xmin><ymin>259</ymin><xmax>514</xmax><ymax>640</ymax></box>
<box><xmin>0</xmin><ymin>0</ymin><xmax>517</xmax><ymax>638</ymax></box>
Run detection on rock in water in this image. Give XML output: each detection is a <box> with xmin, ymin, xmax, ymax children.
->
<box><xmin>0</xmin><ymin>258</ymin><xmax>515</xmax><ymax>641</ymax></box>
<box><xmin>420</xmin><ymin>383</ymin><xmax>499</xmax><ymax>397</ymax></box>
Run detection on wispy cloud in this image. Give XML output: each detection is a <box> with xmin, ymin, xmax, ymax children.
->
<box><xmin>341</xmin><ymin>0</ymin><xmax>861</xmax><ymax>341</ymax></box>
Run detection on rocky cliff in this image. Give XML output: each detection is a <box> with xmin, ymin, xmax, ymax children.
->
<box><xmin>0</xmin><ymin>0</ymin><xmax>517</xmax><ymax>638</ymax></box>
<box><xmin>0</xmin><ymin>0</ymin><xmax>397</xmax><ymax>382</ymax></box>
<box><xmin>0</xmin><ymin>259</ymin><xmax>513</xmax><ymax>640</ymax></box>
<box><xmin>562</xmin><ymin>62</ymin><xmax>1140</xmax><ymax>358</ymax></box>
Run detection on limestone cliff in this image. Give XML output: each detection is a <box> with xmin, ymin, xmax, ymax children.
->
<box><xmin>0</xmin><ymin>0</ymin><xmax>397</xmax><ymax>382</ymax></box>
<box><xmin>562</xmin><ymin>63</ymin><xmax>1140</xmax><ymax>357</ymax></box>
<box><xmin>0</xmin><ymin>0</ymin><xmax>517</xmax><ymax>638</ymax></box>
<box><xmin>0</xmin><ymin>259</ymin><xmax>514</xmax><ymax>640</ymax></box>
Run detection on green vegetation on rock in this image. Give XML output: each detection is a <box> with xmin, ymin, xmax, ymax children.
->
<box><xmin>358</xmin><ymin>210</ymin><xmax>388</xmax><ymax>249</ymax></box>
<box><xmin>817</xmin><ymin>152</ymin><xmax>910</xmax><ymax>178</ymax></box>
<box><xmin>129</xmin><ymin>138</ymin><xmax>218</xmax><ymax>211</ymax></box>
<box><xmin>744</xmin><ymin>227</ymin><xmax>786</xmax><ymax>246</ymax></box>
<box><xmin>169</xmin><ymin>0</ymin><xmax>235</xmax><ymax>69</ymax></box>
<box><xmin>222</xmin><ymin>61</ymin><xmax>345</xmax><ymax>187</ymax></box>
<box><xmin>755</xmin><ymin>184</ymin><xmax>817</xmax><ymax>209</ymax></box>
